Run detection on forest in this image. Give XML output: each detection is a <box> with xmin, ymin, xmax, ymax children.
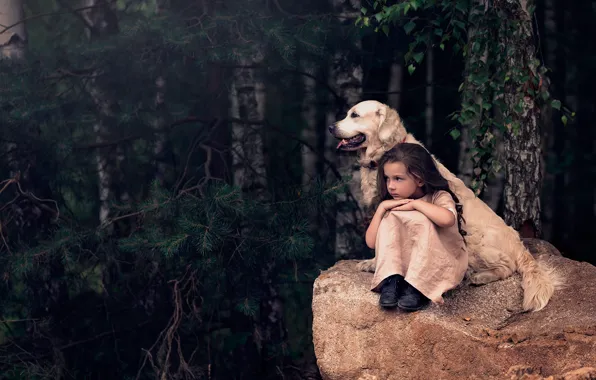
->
<box><xmin>0</xmin><ymin>0</ymin><xmax>593</xmax><ymax>379</ymax></box>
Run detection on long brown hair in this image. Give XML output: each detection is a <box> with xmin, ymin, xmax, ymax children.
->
<box><xmin>374</xmin><ymin>143</ymin><xmax>467</xmax><ymax>238</ymax></box>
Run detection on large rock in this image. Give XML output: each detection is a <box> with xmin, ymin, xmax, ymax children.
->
<box><xmin>312</xmin><ymin>241</ymin><xmax>596</xmax><ymax>380</ymax></box>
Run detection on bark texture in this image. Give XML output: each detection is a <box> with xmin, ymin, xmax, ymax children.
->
<box><xmin>499</xmin><ymin>0</ymin><xmax>543</xmax><ymax>236</ymax></box>
<box><xmin>230</xmin><ymin>56</ymin><xmax>267</xmax><ymax>198</ymax></box>
<box><xmin>81</xmin><ymin>0</ymin><xmax>125</xmax><ymax>228</ymax></box>
<box><xmin>0</xmin><ymin>0</ymin><xmax>26</xmax><ymax>60</ymax></box>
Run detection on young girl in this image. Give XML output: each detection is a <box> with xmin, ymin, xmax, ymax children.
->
<box><xmin>365</xmin><ymin>143</ymin><xmax>468</xmax><ymax>311</ymax></box>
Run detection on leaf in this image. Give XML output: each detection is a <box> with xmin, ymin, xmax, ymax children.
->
<box><xmin>413</xmin><ymin>52</ymin><xmax>424</xmax><ymax>63</ymax></box>
<box><xmin>408</xmin><ymin>64</ymin><xmax>416</xmax><ymax>75</ymax></box>
<box><xmin>449</xmin><ymin>129</ymin><xmax>461</xmax><ymax>140</ymax></box>
<box><xmin>561</xmin><ymin>115</ymin><xmax>568</xmax><ymax>126</ymax></box>
<box><xmin>440</xmin><ymin>43</ymin><xmax>445</xmax><ymax>50</ymax></box>
<box><xmin>551</xmin><ymin>99</ymin><xmax>561</xmax><ymax>110</ymax></box>
<box><xmin>361</xmin><ymin>7</ymin><xmax>368</xmax><ymax>15</ymax></box>
<box><xmin>404</xmin><ymin>20</ymin><xmax>416</xmax><ymax>34</ymax></box>
<box><xmin>382</xmin><ymin>25</ymin><xmax>390</xmax><ymax>36</ymax></box>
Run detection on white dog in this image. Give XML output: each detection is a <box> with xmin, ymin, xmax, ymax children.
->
<box><xmin>329</xmin><ymin>100</ymin><xmax>560</xmax><ymax>311</ymax></box>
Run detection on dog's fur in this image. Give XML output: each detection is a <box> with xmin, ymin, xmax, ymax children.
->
<box><xmin>330</xmin><ymin>100</ymin><xmax>562</xmax><ymax>311</ymax></box>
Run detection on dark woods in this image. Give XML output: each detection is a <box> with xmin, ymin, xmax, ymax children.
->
<box><xmin>0</xmin><ymin>0</ymin><xmax>593</xmax><ymax>379</ymax></box>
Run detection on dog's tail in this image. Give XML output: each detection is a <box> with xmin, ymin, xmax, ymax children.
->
<box><xmin>514</xmin><ymin>240</ymin><xmax>563</xmax><ymax>311</ymax></box>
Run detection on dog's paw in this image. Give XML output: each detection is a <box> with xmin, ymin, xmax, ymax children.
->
<box><xmin>468</xmin><ymin>271</ymin><xmax>499</xmax><ymax>285</ymax></box>
<box><xmin>356</xmin><ymin>259</ymin><xmax>376</xmax><ymax>273</ymax></box>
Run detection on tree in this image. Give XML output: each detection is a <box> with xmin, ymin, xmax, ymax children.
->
<box><xmin>0</xmin><ymin>0</ymin><xmax>351</xmax><ymax>377</ymax></box>
<box><xmin>327</xmin><ymin>0</ymin><xmax>365</xmax><ymax>258</ymax></box>
<box><xmin>498</xmin><ymin>0</ymin><xmax>543</xmax><ymax>236</ymax></box>
<box><xmin>360</xmin><ymin>0</ymin><xmax>564</xmax><ymax>236</ymax></box>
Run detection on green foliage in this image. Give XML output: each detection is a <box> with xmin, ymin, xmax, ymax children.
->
<box><xmin>0</xmin><ymin>0</ymin><xmax>355</xmax><ymax>378</ymax></box>
<box><xmin>360</xmin><ymin>0</ymin><xmax>575</xmax><ymax>194</ymax></box>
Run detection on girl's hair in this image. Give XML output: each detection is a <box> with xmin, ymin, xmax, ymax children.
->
<box><xmin>374</xmin><ymin>143</ymin><xmax>467</xmax><ymax>238</ymax></box>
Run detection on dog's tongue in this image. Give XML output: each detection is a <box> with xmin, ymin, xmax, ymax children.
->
<box><xmin>336</xmin><ymin>139</ymin><xmax>347</xmax><ymax>149</ymax></box>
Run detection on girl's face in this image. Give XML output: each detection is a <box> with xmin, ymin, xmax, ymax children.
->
<box><xmin>383</xmin><ymin>161</ymin><xmax>425</xmax><ymax>199</ymax></box>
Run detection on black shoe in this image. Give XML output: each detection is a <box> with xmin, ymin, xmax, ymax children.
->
<box><xmin>397</xmin><ymin>282</ymin><xmax>430</xmax><ymax>312</ymax></box>
<box><xmin>379</xmin><ymin>275</ymin><xmax>404</xmax><ymax>308</ymax></box>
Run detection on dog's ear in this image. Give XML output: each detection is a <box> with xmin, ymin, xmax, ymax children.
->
<box><xmin>377</xmin><ymin>106</ymin><xmax>398</xmax><ymax>145</ymax></box>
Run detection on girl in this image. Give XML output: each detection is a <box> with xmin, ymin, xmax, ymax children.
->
<box><xmin>365</xmin><ymin>143</ymin><xmax>467</xmax><ymax>311</ymax></box>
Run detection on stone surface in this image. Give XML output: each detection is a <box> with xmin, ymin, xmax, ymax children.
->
<box><xmin>312</xmin><ymin>243</ymin><xmax>596</xmax><ymax>380</ymax></box>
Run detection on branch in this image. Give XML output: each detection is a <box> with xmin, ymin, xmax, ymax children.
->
<box><xmin>0</xmin><ymin>2</ymin><xmax>117</xmax><ymax>35</ymax></box>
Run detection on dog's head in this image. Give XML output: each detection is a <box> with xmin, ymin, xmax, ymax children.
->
<box><xmin>328</xmin><ymin>100</ymin><xmax>407</xmax><ymax>160</ymax></box>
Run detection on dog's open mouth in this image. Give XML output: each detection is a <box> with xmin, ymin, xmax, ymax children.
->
<box><xmin>336</xmin><ymin>134</ymin><xmax>366</xmax><ymax>150</ymax></box>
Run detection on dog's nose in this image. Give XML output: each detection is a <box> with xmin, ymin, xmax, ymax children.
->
<box><xmin>328</xmin><ymin>124</ymin><xmax>336</xmax><ymax>133</ymax></box>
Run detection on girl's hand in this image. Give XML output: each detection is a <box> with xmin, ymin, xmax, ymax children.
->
<box><xmin>380</xmin><ymin>199</ymin><xmax>420</xmax><ymax>212</ymax></box>
<box><xmin>390</xmin><ymin>199</ymin><xmax>418</xmax><ymax>211</ymax></box>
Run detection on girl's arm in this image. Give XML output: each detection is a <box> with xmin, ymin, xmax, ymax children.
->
<box><xmin>365</xmin><ymin>203</ymin><xmax>390</xmax><ymax>249</ymax></box>
<box><xmin>411</xmin><ymin>199</ymin><xmax>455</xmax><ymax>228</ymax></box>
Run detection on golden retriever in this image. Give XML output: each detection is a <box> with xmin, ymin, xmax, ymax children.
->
<box><xmin>329</xmin><ymin>100</ymin><xmax>561</xmax><ymax>311</ymax></box>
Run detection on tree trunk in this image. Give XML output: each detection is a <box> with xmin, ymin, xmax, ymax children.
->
<box><xmin>499</xmin><ymin>0</ymin><xmax>543</xmax><ymax>237</ymax></box>
<box><xmin>458</xmin><ymin>0</ymin><xmax>489</xmax><ymax>187</ymax></box>
<box><xmin>229</xmin><ymin>53</ymin><xmax>283</xmax><ymax>374</ymax></box>
<box><xmin>0</xmin><ymin>0</ymin><xmax>27</xmax><ymax>178</ymax></box>
<box><xmin>152</xmin><ymin>0</ymin><xmax>169</xmax><ymax>186</ymax></box>
<box><xmin>80</xmin><ymin>0</ymin><xmax>123</xmax><ymax>229</ymax></box>
<box><xmin>569</xmin><ymin>0</ymin><xmax>594</xmax><ymax>257</ymax></box>
<box><xmin>538</xmin><ymin>0</ymin><xmax>556</xmax><ymax>241</ymax></box>
<box><xmin>0</xmin><ymin>0</ymin><xmax>26</xmax><ymax>60</ymax></box>
<box><xmin>425</xmin><ymin>48</ymin><xmax>434</xmax><ymax>148</ymax></box>
<box><xmin>481</xmin><ymin>136</ymin><xmax>505</xmax><ymax>212</ymax></box>
<box><xmin>301</xmin><ymin>62</ymin><xmax>319</xmax><ymax>186</ymax></box>
<box><xmin>386</xmin><ymin>55</ymin><xmax>403</xmax><ymax>111</ymax></box>
<box><xmin>328</xmin><ymin>0</ymin><xmax>364</xmax><ymax>259</ymax></box>
<box><xmin>230</xmin><ymin>56</ymin><xmax>267</xmax><ymax>198</ymax></box>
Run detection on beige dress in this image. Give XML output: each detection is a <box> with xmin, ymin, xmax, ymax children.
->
<box><xmin>371</xmin><ymin>190</ymin><xmax>468</xmax><ymax>304</ymax></box>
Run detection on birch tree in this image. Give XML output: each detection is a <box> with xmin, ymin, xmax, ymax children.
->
<box><xmin>152</xmin><ymin>0</ymin><xmax>168</xmax><ymax>186</ymax></box>
<box><xmin>498</xmin><ymin>0</ymin><xmax>543</xmax><ymax>236</ymax></box>
<box><xmin>0</xmin><ymin>0</ymin><xmax>27</xmax><ymax>178</ymax></box>
<box><xmin>229</xmin><ymin>47</ymin><xmax>274</xmax><ymax>361</ymax></box>
<box><xmin>230</xmin><ymin>56</ymin><xmax>267</xmax><ymax>198</ymax></box>
<box><xmin>0</xmin><ymin>0</ymin><xmax>26</xmax><ymax>60</ymax></box>
<box><xmin>78</xmin><ymin>0</ymin><xmax>125</xmax><ymax>229</ymax></box>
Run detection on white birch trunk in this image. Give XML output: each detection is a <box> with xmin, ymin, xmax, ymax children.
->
<box><xmin>81</xmin><ymin>0</ymin><xmax>121</xmax><ymax>228</ymax></box>
<box><xmin>328</xmin><ymin>0</ymin><xmax>363</xmax><ymax>258</ymax></box>
<box><xmin>230</xmin><ymin>56</ymin><xmax>267</xmax><ymax>198</ymax></box>
<box><xmin>500</xmin><ymin>0</ymin><xmax>543</xmax><ymax>235</ymax></box>
<box><xmin>0</xmin><ymin>0</ymin><xmax>26</xmax><ymax>60</ymax></box>
<box><xmin>0</xmin><ymin>0</ymin><xmax>27</xmax><ymax>178</ymax></box>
